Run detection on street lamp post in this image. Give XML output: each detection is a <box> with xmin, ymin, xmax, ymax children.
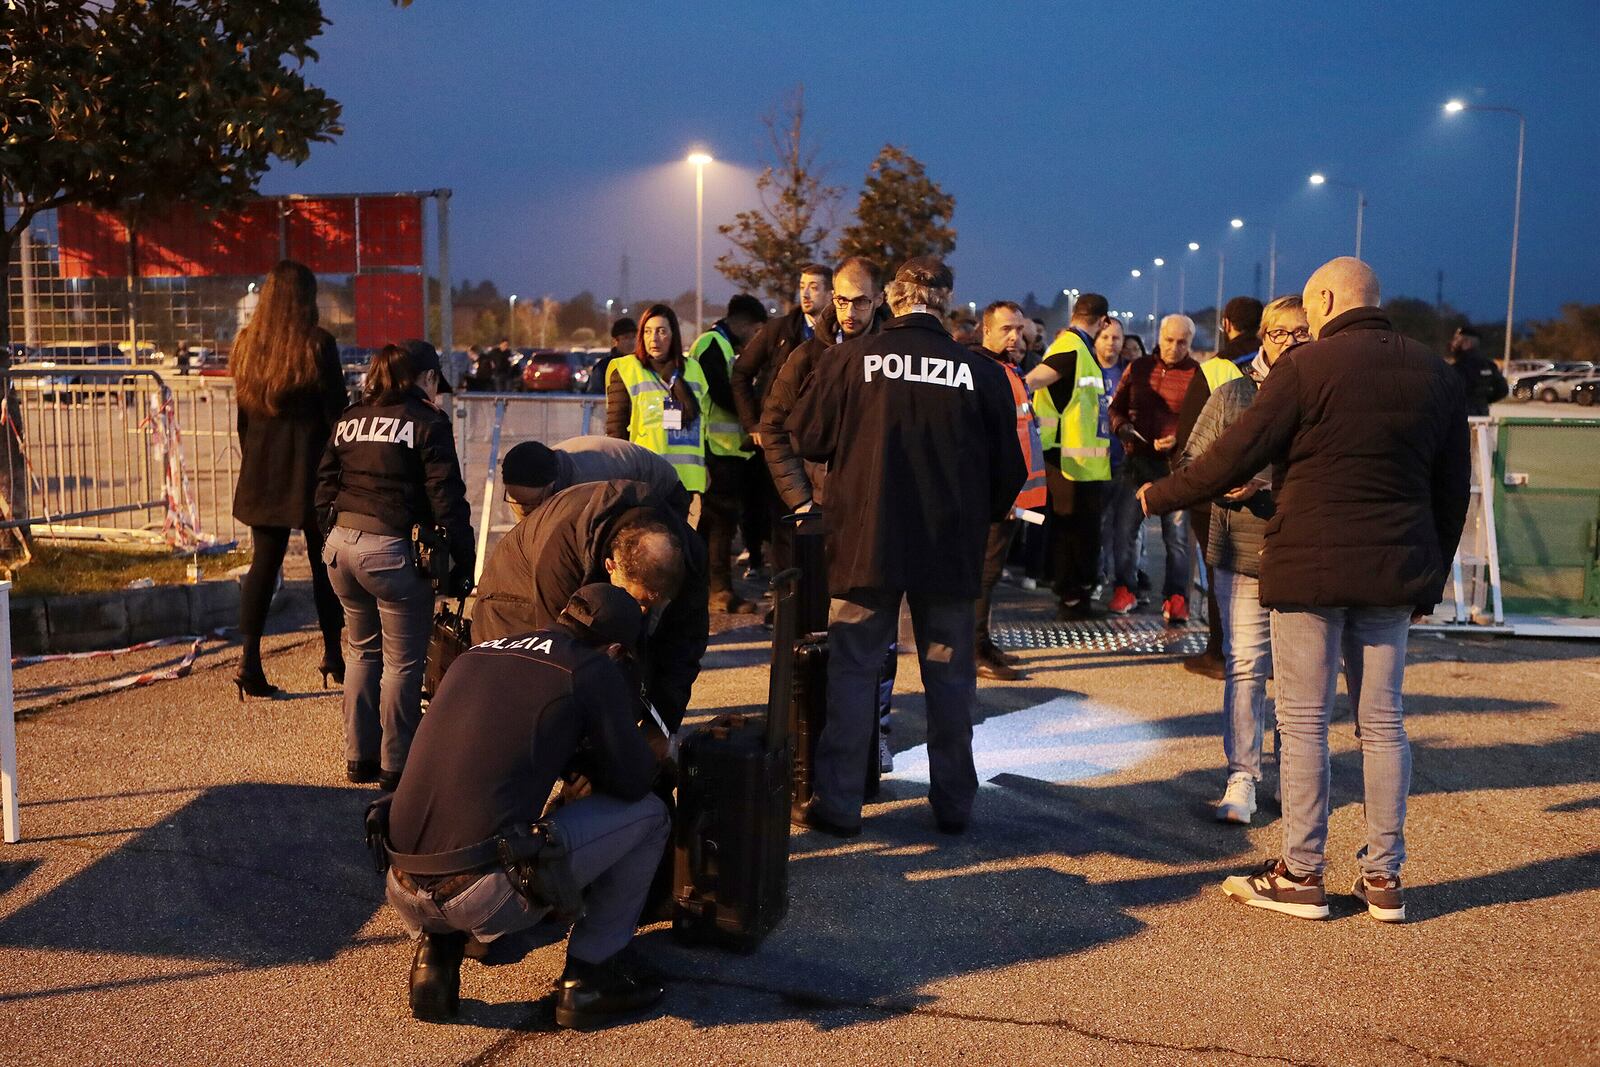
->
<box><xmin>687</xmin><ymin>151</ymin><xmax>713</xmax><ymax>335</ymax></box>
<box><xmin>508</xmin><ymin>294</ymin><xmax>518</xmax><ymax>348</ymax></box>
<box><xmin>1445</xmin><ymin>100</ymin><xmax>1526</xmax><ymax>364</ymax></box>
<box><xmin>1216</xmin><ymin>219</ymin><xmax>1244</xmax><ymax>346</ymax></box>
<box><xmin>1308</xmin><ymin>173</ymin><xmax>1366</xmax><ymax>259</ymax></box>
<box><xmin>1151</xmin><ymin>258</ymin><xmax>1164</xmax><ymax>328</ymax></box>
<box><xmin>1179</xmin><ymin>242</ymin><xmax>1199</xmax><ymax>312</ymax></box>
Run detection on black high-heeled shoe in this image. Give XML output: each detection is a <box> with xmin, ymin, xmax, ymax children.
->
<box><xmin>318</xmin><ymin>657</ymin><xmax>345</xmax><ymax>689</ymax></box>
<box><xmin>234</xmin><ymin>668</ymin><xmax>281</xmax><ymax>701</ymax></box>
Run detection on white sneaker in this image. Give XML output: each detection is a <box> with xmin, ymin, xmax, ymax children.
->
<box><xmin>878</xmin><ymin>733</ymin><xmax>894</xmax><ymax>773</ymax></box>
<box><xmin>1020</xmin><ymin>577</ymin><xmax>1038</xmax><ymax>592</ymax></box>
<box><xmin>1215</xmin><ymin>774</ymin><xmax>1257</xmax><ymax>824</ymax></box>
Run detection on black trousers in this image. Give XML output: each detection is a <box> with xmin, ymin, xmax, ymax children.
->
<box><xmin>240</xmin><ymin>524</ymin><xmax>341</xmax><ymax>639</ymax></box>
<box><xmin>703</xmin><ymin>454</ymin><xmax>751</xmax><ymax>596</ymax></box>
<box><xmin>740</xmin><ymin>454</ymin><xmax>774</xmax><ymax>569</ymax></box>
<box><xmin>1047</xmin><ymin>476</ymin><xmax>1106</xmax><ymax>604</ymax></box>
<box><xmin>976</xmin><ymin>519</ymin><xmax>1019</xmax><ymax>646</ymax></box>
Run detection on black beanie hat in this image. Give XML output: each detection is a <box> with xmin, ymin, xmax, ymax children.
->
<box><xmin>501</xmin><ymin>441</ymin><xmax>561</xmax><ymax>503</ymax></box>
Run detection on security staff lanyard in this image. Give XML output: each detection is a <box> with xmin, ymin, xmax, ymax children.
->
<box><xmin>648</xmin><ymin>363</ymin><xmax>685</xmax><ymax>431</ymax></box>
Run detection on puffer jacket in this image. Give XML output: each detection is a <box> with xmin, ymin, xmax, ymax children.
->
<box><xmin>1178</xmin><ymin>352</ymin><xmax>1274</xmax><ymax>577</ymax></box>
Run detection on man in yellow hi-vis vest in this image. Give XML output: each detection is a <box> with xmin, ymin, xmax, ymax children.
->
<box><xmin>1024</xmin><ymin>292</ymin><xmax>1113</xmax><ymax>621</ymax></box>
<box><xmin>689</xmin><ymin>294</ymin><xmax>770</xmax><ymax>614</ymax></box>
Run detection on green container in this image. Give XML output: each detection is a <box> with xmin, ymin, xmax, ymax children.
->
<box><xmin>1493</xmin><ymin>417</ymin><xmax>1600</xmax><ymax>617</ymax></box>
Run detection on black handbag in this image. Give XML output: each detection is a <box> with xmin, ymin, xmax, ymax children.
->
<box><xmin>409</xmin><ymin>523</ymin><xmax>451</xmax><ymax>590</ymax></box>
<box><xmin>422</xmin><ymin>597</ymin><xmax>471</xmax><ymax>700</ymax></box>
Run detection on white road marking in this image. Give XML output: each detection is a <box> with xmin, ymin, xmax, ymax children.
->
<box><xmin>888</xmin><ymin>696</ymin><xmax>1164</xmax><ymax>787</ymax></box>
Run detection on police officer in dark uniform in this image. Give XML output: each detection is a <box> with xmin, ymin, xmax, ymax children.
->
<box><xmin>384</xmin><ymin>585</ymin><xmax>670</xmax><ymax>1028</ymax></box>
<box><xmin>787</xmin><ymin>258</ymin><xmax>1027</xmax><ymax>836</ymax></box>
<box><xmin>316</xmin><ymin>340</ymin><xmax>473</xmax><ymax>791</ymax></box>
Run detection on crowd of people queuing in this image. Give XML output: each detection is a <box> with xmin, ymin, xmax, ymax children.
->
<box><xmin>231</xmin><ymin>245</ymin><xmax>1470</xmax><ymax>1027</ymax></box>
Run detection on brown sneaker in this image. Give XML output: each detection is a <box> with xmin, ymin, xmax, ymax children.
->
<box><xmin>1221</xmin><ymin>859</ymin><xmax>1329</xmax><ymax>920</ymax></box>
<box><xmin>1352</xmin><ymin>871</ymin><xmax>1406</xmax><ymax>922</ymax></box>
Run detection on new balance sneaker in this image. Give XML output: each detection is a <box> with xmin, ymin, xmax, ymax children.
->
<box><xmin>1221</xmin><ymin>859</ymin><xmax>1329</xmax><ymax>920</ymax></box>
<box><xmin>1162</xmin><ymin>594</ymin><xmax>1189</xmax><ymax>625</ymax></box>
<box><xmin>1215</xmin><ymin>773</ymin><xmax>1257</xmax><ymax>824</ymax></box>
<box><xmin>1352</xmin><ymin>872</ymin><xmax>1407</xmax><ymax>922</ymax></box>
<box><xmin>1107</xmin><ymin>586</ymin><xmax>1137</xmax><ymax>615</ymax></box>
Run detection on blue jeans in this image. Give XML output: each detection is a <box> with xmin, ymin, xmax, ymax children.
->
<box><xmin>1270</xmin><ymin>606</ymin><xmax>1412</xmax><ymax>880</ymax></box>
<box><xmin>1112</xmin><ymin>469</ymin><xmax>1189</xmax><ymax>595</ymax></box>
<box><xmin>324</xmin><ymin>527</ymin><xmax>435</xmax><ymax>774</ymax></box>
<box><xmin>1215</xmin><ymin>568</ymin><xmax>1271</xmax><ymax>780</ymax></box>
<box><xmin>386</xmin><ymin>792</ymin><xmax>669</xmax><ymax>965</ymax></box>
<box><xmin>820</xmin><ymin>588</ymin><xmax>977</xmax><ymax>827</ymax></box>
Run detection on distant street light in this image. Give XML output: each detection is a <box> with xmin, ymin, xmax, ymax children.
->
<box><xmin>508</xmin><ymin>294</ymin><xmax>518</xmax><ymax>348</ymax></box>
<box><xmin>1230</xmin><ymin>218</ymin><xmax>1244</xmax><ymax>229</ymax></box>
<box><xmin>605</xmin><ymin>297</ymin><xmax>614</xmax><ymax>324</ymax></box>
<box><xmin>1152</xmin><ymin>258</ymin><xmax>1165</xmax><ymax>267</ymax></box>
<box><xmin>1308</xmin><ymin>172</ymin><xmax>1366</xmax><ymax>259</ymax></box>
<box><xmin>1187</xmin><ymin>242</ymin><xmax>1199</xmax><ymax>252</ymax></box>
<box><xmin>687</xmin><ymin>150</ymin><xmax>713</xmax><ymax>334</ymax></box>
<box><xmin>1445</xmin><ymin>99</ymin><xmax>1526</xmax><ymax>364</ymax></box>
<box><xmin>1217</xmin><ymin>221</ymin><xmax>1244</xmax><ymax>344</ymax></box>
<box><xmin>1149</xmin><ymin>258</ymin><xmax>1164</xmax><ymax>325</ymax></box>
<box><xmin>1178</xmin><ymin>242</ymin><xmax>1201</xmax><ymax>312</ymax></box>
<box><xmin>1130</xmin><ymin>269</ymin><xmax>1142</xmax><ymax>278</ymax></box>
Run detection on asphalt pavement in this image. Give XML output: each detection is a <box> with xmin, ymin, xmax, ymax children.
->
<box><xmin>1</xmin><ymin>567</ymin><xmax>1596</xmax><ymax>1066</ymax></box>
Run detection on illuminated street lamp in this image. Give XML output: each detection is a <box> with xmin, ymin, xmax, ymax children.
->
<box><xmin>1150</xmin><ymin>257</ymin><xmax>1165</xmax><ymax>325</ymax></box>
<box><xmin>508</xmin><ymin>294</ymin><xmax>518</xmax><ymax>348</ymax></box>
<box><xmin>1444</xmin><ymin>99</ymin><xmax>1526</xmax><ymax>363</ymax></box>
<box><xmin>687</xmin><ymin>150</ymin><xmax>714</xmax><ymax>334</ymax></box>
<box><xmin>1308</xmin><ymin>172</ymin><xmax>1367</xmax><ymax>259</ymax></box>
<box><xmin>1130</xmin><ymin>269</ymin><xmax>1142</xmax><ymax>278</ymax></box>
<box><xmin>1217</xmin><ymin>221</ymin><xmax>1244</xmax><ymax>344</ymax></box>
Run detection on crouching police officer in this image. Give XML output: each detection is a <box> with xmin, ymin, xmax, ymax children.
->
<box><xmin>377</xmin><ymin>584</ymin><xmax>670</xmax><ymax>1029</ymax></box>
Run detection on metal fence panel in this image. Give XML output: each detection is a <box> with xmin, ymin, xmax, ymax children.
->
<box><xmin>1493</xmin><ymin>416</ymin><xmax>1600</xmax><ymax>616</ymax></box>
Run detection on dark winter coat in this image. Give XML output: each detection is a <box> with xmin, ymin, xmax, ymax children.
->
<box><xmin>471</xmin><ymin>480</ymin><xmax>708</xmax><ymax>731</ymax></box>
<box><xmin>787</xmin><ymin>312</ymin><xmax>1026</xmax><ymax>598</ymax></box>
<box><xmin>731</xmin><ymin>306</ymin><xmax>814</xmax><ymax>434</ymax></box>
<box><xmin>1178</xmin><ymin>355</ymin><xmax>1274</xmax><ymax>578</ymax></box>
<box><xmin>232</xmin><ymin>329</ymin><xmax>346</xmax><ymax>530</ymax></box>
<box><xmin>758</xmin><ymin>304</ymin><xmax>843</xmax><ymax>510</ymax></box>
<box><xmin>314</xmin><ymin>387</ymin><xmax>475</xmax><ymax>582</ymax></box>
<box><xmin>1448</xmin><ymin>351</ymin><xmax>1508</xmax><ymax>416</ymax></box>
<box><xmin>1144</xmin><ymin>308</ymin><xmax>1471</xmax><ymax>611</ymax></box>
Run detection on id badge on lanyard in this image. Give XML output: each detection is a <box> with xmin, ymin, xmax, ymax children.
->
<box><xmin>660</xmin><ymin>374</ymin><xmax>697</xmax><ymax>445</ymax></box>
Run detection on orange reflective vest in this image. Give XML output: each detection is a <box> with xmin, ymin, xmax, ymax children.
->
<box><xmin>1005</xmin><ymin>362</ymin><xmax>1048</xmax><ymax>510</ymax></box>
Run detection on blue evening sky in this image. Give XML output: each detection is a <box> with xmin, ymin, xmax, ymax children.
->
<box><xmin>263</xmin><ymin>0</ymin><xmax>1600</xmax><ymax>324</ymax></box>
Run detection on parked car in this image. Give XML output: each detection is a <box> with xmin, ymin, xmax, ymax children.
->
<box><xmin>1511</xmin><ymin>362</ymin><xmax>1595</xmax><ymax>402</ymax></box>
<box><xmin>521</xmin><ymin>350</ymin><xmax>587</xmax><ymax>392</ymax></box>
<box><xmin>1573</xmin><ymin>380</ymin><xmax>1597</xmax><ymax>407</ymax></box>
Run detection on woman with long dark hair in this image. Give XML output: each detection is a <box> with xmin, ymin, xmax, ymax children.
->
<box><xmin>603</xmin><ymin>303</ymin><xmax>707</xmax><ymax>495</ymax></box>
<box><xmin>316</xmin><ymin>341</ymin><xmax>473</xmax><ymax>789</ymax></box>
<box><xmin>230</xmin><ymin>259</ymin><xmax>347</xmax><ymax>699</ymax></box>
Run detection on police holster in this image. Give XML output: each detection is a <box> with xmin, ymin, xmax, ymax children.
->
<box><xmin>363</xmin><ymin>794</ymin><xmax>585</xmax><ymax>922</ymax></box>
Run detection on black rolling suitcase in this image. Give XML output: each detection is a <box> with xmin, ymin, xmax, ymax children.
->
<box><xmin>672</xmin><ymin>570</ymin><xmax>800</xmax><ymax>951</ymax></box>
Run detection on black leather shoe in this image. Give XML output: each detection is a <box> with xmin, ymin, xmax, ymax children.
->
<box><xmin>1057</xmin><ymin>598</ymin><xmax>1107</xmax><ymax>621</ymax></box>
<box><xmin>346</xmin><ymin>760</ymin><xmax>380</xmax><ymax>784</ymax></box>
<box><xmin>976</xmin><ymin>650</ymin><xmax>1020</xmax><ymax>681</ymax></box>
<box><xmin>409</xmin><ymin>932</ymin><xmax>468</xmax><ymax>1022</ymax></box>
<box><xmin>1182</xmin><ymin>651</ymin><xmax>1226</xmax><ymax>680</ymax></box>
<box><xmin>554</xmin><ymin>953</ymin><xmax>665</xmax><ymax>1030</ymax></box>
<box><xmin>789</xmin><ymin>800</ymin><xmax>861</xmax><ymax>839</ymax></box>
<box><xmin>936</xmin><ymin>817</ymin><xmax>969</xmax><ymax>836</ymax></box>
<box><xmin>379</xmin><ymin>770</ymin><xmax>402</xmax><ymax>793</ymax></box>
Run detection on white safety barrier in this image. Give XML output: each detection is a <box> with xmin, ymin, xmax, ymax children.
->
<box><xmin>1</xmin><ymin>580</ymin><xmax>18</xmax><ymax>843</ymax></box>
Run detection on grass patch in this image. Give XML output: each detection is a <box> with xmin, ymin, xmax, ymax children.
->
<box><xmin>11</xmin><ymin>545</ymin><xmax>252</xmax><ymax>598</ymax></box>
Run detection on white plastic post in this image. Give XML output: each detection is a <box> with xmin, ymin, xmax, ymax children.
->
<box><xmin>0</xmin><ymin>580</ymin><xmax>19</xmax><ymax>843</ymax></box>
<box><xmin>473</xmin><ymin>398</ymin><xmax>507</xmax><ymax>584</ymax></box>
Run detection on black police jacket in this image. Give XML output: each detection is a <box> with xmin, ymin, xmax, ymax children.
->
<box><xmin>387</xmin><ymin>628</ymin><xmax>657</xmax><ymax>857</ymax></box>
<box><xmin>787</xmin><ymin>312</ymin><xmax>1027</xmax><ymax>598</ymax></box>
<box><xmin>314</xmin><ymin>388</ymin><xmax>475</xmax><ymax>577</ymax></box>
<box><xmin>471</xmin><ymin>479</ymin><xmax>708</xmax><ymax>731</ymax></box>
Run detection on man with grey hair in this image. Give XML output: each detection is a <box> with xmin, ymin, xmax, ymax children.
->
<box><xmin>1141</xmin><ymin>258</ymin><xmax>1470</xmax><ymax>923</ymax></box>
<box><xmin>1107</xmin><ymin>313</ymin><xmax>1200</xmax><ymax>622</ymax></box>
<box><xmin>786</xmin><ymin>257</ymin><xmax>1026</xmax><ymax>837</ymax></box>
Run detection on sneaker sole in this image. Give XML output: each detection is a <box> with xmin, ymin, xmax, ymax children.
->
<box><xmin>1221</xmin><ymin>882</ymin><xmax>1329</xmax><ymax>920</ymax></box>
<box><xmin>1353</xmin><ymin>878</ymin><xmax>1407</xmax><ymax>922</ymax></box>
<box><xmin>1214</xmin><ymin>804</ymin><xmax>1254</xmax><ymax>824</ymax></box>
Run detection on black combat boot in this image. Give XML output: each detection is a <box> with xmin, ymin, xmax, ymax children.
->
<box><xmin>553</xmin><ymin>950</ymin><xmax>665</xmax><ymax>1030</ymax></box>
<box><xmin>409</xmin><ymin>931</ymin><xmax>468</xmax><ymax>1021</ymax></box>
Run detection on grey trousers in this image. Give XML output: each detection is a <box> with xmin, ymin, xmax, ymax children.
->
<box><xmin>324</xmin><ymin>527</ymin><xmax>434</xmax><ymax>773</ymax></box>
<box><xmin>386</xmin><ymin>792</ymin><xmax>670</xmax><ymax>965</ymax></box>
<box><xmin>818</xmin><ymin>588</ymin><xmax>978</xmax><ymax>827</ymax></box>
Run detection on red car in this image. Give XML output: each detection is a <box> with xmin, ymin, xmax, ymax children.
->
<box><xmin>521</xmin><ymin>351</ymin><xmax>580</xmax><ymax>392</ymax></box>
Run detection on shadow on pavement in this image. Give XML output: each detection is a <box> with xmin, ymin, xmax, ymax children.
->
<box><xmin>0</xmin><ymin>782</ymin><xmax>383</xmax><ymax>966</ymax></box>
<box><xmin>1413</xmin><ymin>850</ymin><xmax>1600</xmax><ymax>922</ymax></box>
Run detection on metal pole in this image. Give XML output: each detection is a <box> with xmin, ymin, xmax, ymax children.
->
<box><xmin>0</xmin><ymin>580</ymin><xmax>18</xmax><ymax>843</ymax></box>
<box><xmin>1215</xmin><ymin>252</ymin><xmax>1225</xmax><ymax>346</ymax></box>
<box><xmin>1355</xmin><ymin>193</ymin><xmax>1365</xmax><ymax>260</ymax></box>
<box><xmin>1178</xmin><ymin>264</ymin><xmax>1186</xmax><ymax>314</ymax></box>
<box><xmin>1268</xmin><ymin>231</ymin><xmax>1277</xmax><ymax>296</ymax></box>
<box><xmin>1506</xmin><ymin>115</ymin><xmax>1525</xmax><ymax>364</ymax></box>
<box><xmin>694</xmin><ymin>163</ymin><xmax>705</xmax><ymax>336</ymax></box>
<box><xmin>508</xmin><ymin>295</ymin><xmax>517</xmax><ymax>348</ymax></box>
<box><xmin>18</xmin><ymin>221</ymin><xmax>37</xmax><ymax>346</ymax></box>
<box><xmin>1151</xmin><ymin>273</ymin><xmax>1158</xmax><ymax>330</ymax></box>
<box><xmin>437</xmin><ymin>189</ymin><xmax>453</xmax><ymax>368</ymax></box>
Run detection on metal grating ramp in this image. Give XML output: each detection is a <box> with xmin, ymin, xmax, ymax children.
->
<box><xmin>992</xmin><ymin>616</ymin><xmax>1208</xmax><ymax>655</ymax></box>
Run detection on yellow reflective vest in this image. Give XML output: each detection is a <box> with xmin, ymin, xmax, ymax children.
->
<box><xmin>609</xmin><ymin>354</ymin><xmax>709</xmax><ymax>492</ymax></box>
<box><xmin>1201</xmin><ymin>354</ymin><xmax>1245</xmax><ymax>393</ymax></box>
<box><xmin>1032</xmin><ymin>330</ymin><xmax>1110</xmax><ymax>482</ymax></box>
<box><xmin>688</xmin><ymin>329</ymin><xmax>753</xmax><ymax>459</ymax></box>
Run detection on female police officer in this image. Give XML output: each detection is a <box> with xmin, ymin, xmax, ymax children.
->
<box><xmin>316</xmin><ymin>340</ymin><xmax>473</xmax><ymax>791</ymax></box>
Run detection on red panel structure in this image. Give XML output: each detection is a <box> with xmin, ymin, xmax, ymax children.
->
<box><xmin>354</xmin><ymin>274</ymin><xmax>424</xmax><ymax>347</ymax></box>
<box><xmin>284</xmin><ymin>198</ymin><xmax>357</xmax><ymax>274</ymax></box>
<box><xmin>356</xmin><ymin>197</ymin><xmax>424</xmax><ymax>268</ymax></box>
<box><xmin>55</xmin><ymin>206</ymin><xmax>132</xmax><ymax>279</ymax></box>
<box><xmin>135</xmin><ymin>201</ymin><xmax>280</xmax><ymax>277</ymax></box>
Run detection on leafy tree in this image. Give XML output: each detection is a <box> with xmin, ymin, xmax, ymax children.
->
<box><xmin>1521</xmin><ymin>304</ymin><xmax>1600</xmax><ymax>365</ymax></box>
<box><xmin>836</xmin><ymin>145</ymin><xmax>956</xmax><ymax>272</ymax></box>
<box><xmin>0</xmin><ymin>0</ymin><xmax>341</xmax><ymax>558</ymax></box>
<box><xmin>557</xmin><ymin>291</ymin><xmax>604</xmax><ymax>337</ymax></box>
<box><xmin>715</xmin><ymin>87</ymin><xmax>838</xmax><ymax>309</ymax></box>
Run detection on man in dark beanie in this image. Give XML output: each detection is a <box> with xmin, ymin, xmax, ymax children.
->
<box><xmin>384</xmin><ymin>583</ymin><xmax>670</xmax><ymax>1028</ymax></box>
<box><xmin>501</xmin><ymin>436</ymin><xmax>685</xmax><ymax>518</ymax></box>
<box><xmin>587</xmin><ymin>317</ymin><xmax>638</xmax><ymax>395</ymax></box>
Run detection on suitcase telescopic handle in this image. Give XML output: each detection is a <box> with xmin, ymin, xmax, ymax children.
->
<box><xmin>764</xmin><ymin>567</ymin><xmax>802</xmax><ymax>754</ymax></box>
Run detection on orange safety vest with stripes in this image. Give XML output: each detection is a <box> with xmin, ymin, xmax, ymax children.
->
<box><xmin>1004</xmin><ymin>362</ymin><xmax>1049</xmax><ymax>510</ymax></box>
